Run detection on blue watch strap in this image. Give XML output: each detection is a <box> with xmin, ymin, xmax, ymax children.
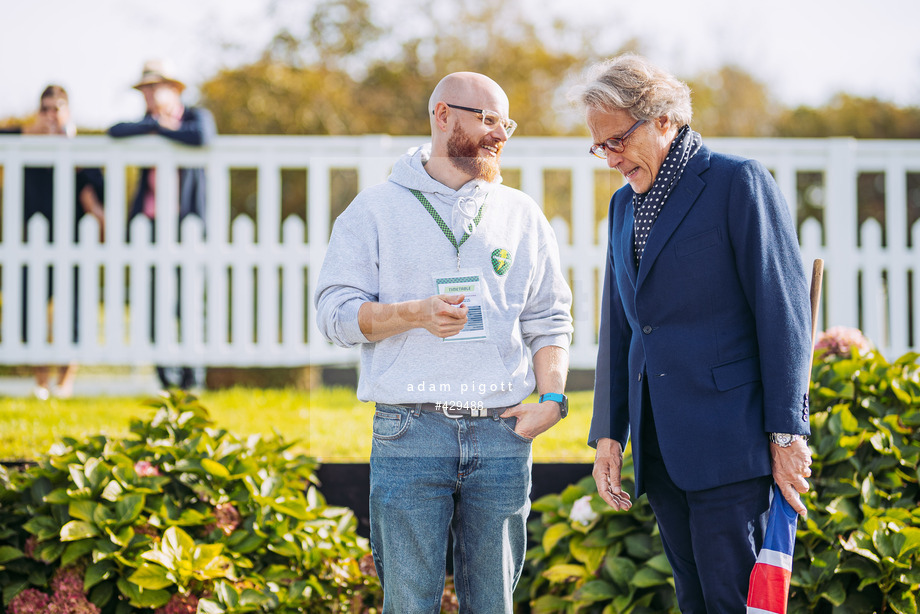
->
<box><xmin>539</xmin><ymin>393</ymin><xmax>565</xmax><ymax>404</ymax></box>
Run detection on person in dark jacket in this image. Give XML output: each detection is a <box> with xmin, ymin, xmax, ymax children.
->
<box><xmin>573</xmin><ymin>54</ymin><xmax>814</xmax><ymax>613</ymax></box>
<box><xmin>109</xmin><ymin>60</ymin><xmax>216</xmax><ymax>391</ymax></box>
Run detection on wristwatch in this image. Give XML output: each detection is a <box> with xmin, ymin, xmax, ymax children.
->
<box><xmin>539</xmin><ymin>392</ymin><xmax>568</xmax><ymax>419</ymax></box>
<box><xmin>769</xmin><ymin>432</ymin><xmax>806</xmax><ymax>447</ymax></box>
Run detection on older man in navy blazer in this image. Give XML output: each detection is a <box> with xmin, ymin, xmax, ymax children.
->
<box><xmin>573</xmin><ymin>54</ymin><xmax>814</xmax><ymax>613</ymax></box>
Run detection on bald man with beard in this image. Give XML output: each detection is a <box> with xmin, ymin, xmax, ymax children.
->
<box><xmin>315</xmin><ymin>73</ymin><xmax>573</xmax><ymax>613</ymax></box>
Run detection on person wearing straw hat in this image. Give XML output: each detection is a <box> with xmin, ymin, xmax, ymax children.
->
<box><xmin>109</xmin><ymin>59</ymin><xmax>216</xmax><ymax>391</ymax></box>
<box><xmin>572</xmin><ymin>54</ymin><xmax>814</xmax><ymax>613</ymax></box>
<box><xmin>109</xmin><ymin>59</ymin><xmax>216</xmax><ymax>234</ymax></box>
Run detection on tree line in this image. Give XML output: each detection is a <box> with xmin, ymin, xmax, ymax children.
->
<box><xmin>197</xmin><ymin>0</ymin><xmax>920</xmax><ymax>139</ymax></box>
<box><xmin>3</xmin><ymin>0</ymin><xmax>919</xmax><ymax>138</ymax></box>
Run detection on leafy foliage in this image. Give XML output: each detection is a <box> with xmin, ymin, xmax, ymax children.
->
<box><xmin>0</xmin><ymin>391</ymin><xmax>380</xmax><ymax>613</ymax></box>
<box><xmin>775</xmin><ymin>94</ymin><xmax>920</xmax><ymax>138</ymax></box>
<box><xmin>792</xmin><ymin>349</ymin><xmax>920</xmax><ymax>614</ymax></box>
<box><xmin>517</xmin><ymin>347</ymin><xmax>920</xmax><ymax>613</ymax></box>
<box><xmin>685</xmin><ymin>65</ymin><xmax>779</xmax><ymax>137</ymax></box>
<box><xmin>199</xmin><ymin>0</ymin><xmax>632</xmax><ymax>137</ymax></box>
<box><xmin>193</xmin><ymin>0</ymin><xmax>920</xmax><ymax>139</ymax></box>
<box><xmin>515</xmin><ymin>459</ymin><xmax>679</xmax><ymax>614</ymax></box>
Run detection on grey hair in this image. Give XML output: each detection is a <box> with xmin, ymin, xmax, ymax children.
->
<box><xmin>570</xmin><ymin>54</ymin><xmax>693</xmax><ymax>127</ymax></box>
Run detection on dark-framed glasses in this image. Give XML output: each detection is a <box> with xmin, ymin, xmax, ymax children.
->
<box><xmin>590</xmin><ymin>119</ymin><xmax>647</xmax><ymax>159</ymax></box>
<box><xmin>444</xmin><ymin>103</ymin><xmax>517</xmax><ymax>137</ymax></box>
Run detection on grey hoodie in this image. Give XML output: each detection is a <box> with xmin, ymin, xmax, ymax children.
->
<box><xmin>315</xmin><ymin>144</ymin><xmax>573</xmax><ymax>406</ymax></box>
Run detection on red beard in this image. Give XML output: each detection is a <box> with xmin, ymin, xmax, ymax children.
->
<box><xmin>447</xmin><ymin>123</ymin><xmax>503</xmax><ymax>183</ymax></box>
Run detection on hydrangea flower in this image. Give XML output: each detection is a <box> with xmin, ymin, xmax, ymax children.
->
<box><xmin>570</xmin><ymin>495</ymin><xmax>599</xmax><ymax>526</ymax></box>
<box><xmin>50</xmin><ymin>566</ymin><xmax>84</xmax><ymax>599</ymax></box>
<box><xmin>8</xmin><ymin>567</ymin><xmax>101</xmax><ymax>614</ymax></box>
<box><xmin>815</xmin><ymin>326</ymin><xmax>871</xmax><ymax>359</ymax></box>
<box><xmin>134</xmin><ymin>460</ymin><xmax>160</xmax><ymax>477</ymax></box>
<box><xmin>214</xmin><ymin>502</ymin><xmax>241</xmax><ymax>535</ymax></box>
<box><xmin>8</xmin><ymin>588</ymin><xmax>50</xmax><ymax>614</ymax></box>
<box><xmin>358</xmin><ymin>553</ymin><xmax>378</xmax><ymax>577</ymax></box>
<box><xmin>45</xmin><ymin>597</ymin><xmax>100</xmax><ymax>614</ymax></box>
<box><xmin>154</xmin><ymin>592</ymin><xmax>199</xmax><ymax>614</ymax></box>
<box><xmin>23</xmin><ymin>535</ymin><xmax>38</xmax><ymax>560</ymax></box>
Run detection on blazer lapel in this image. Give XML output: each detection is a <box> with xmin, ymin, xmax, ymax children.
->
<box><xmin>620</xmin><ymin>196</ymin><xmax>638</xmax><ymax>286</ymax></box>
<box><xmin>636</xmin><ymin>145</ymin><xmax>712</xmax><ymax>288</ymax></box>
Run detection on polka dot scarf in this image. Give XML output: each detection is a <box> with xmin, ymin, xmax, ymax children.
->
<box><xmin>633</xmin><ymin>125</ymin><xmax>703</xmax><ymax>267</ymax></box>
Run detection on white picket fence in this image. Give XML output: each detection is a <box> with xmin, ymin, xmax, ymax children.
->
<box><xmin>1</xmin><ymin>134</ymin><xmax>918</xmax><ymax>369</ymax></box>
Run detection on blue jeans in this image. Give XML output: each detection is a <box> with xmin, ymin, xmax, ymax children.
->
<box><xmin>369</xmin><ymin>403</ymin><xmax>533</xmax><ymax>614</ymax></box>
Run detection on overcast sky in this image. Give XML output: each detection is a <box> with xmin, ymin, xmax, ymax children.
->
<box><xmin>2</xmin><ymin>0</ymin><xmax>919</xmax><ymax>130</ymax></box>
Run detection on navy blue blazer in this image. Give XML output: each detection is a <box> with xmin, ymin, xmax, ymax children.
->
<box><xmin>589</xmin><ymin>143</ymin><xmax>812</xmax><ymax>495</ymax></box>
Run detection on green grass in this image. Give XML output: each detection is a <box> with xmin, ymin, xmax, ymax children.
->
<box><xmin>0</xmin><ymin>388</ymin><xmax>596</xmax><ymax>464</ymax></box>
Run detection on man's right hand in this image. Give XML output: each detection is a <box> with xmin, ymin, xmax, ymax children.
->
<box><xmin>359</xmin><ymin>294</ymin><xmax>468</xmax><ymax>342</ymax></box>
<box><xmin>593</xmin><ymin>437</ymin><xmax>632</xmax><ymax>510</ymax></box>
<box><xmin>417</xmin><ymin>294</ymin><xmax>468</xmax><ymax>338</ymax></box>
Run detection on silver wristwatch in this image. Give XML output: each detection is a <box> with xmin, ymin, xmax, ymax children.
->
<box><xmin>769</xmin><ymin>432</ymin><xmax>805</xmax><ymax>447</ymax></box>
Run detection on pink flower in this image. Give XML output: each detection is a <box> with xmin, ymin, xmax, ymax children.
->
<box><xmin>134</xmin><ymin>460</ymin><xmax>160</xmax><ymax>477</ymax></box>
<box><xmin>154</xmin><ymin>592</ymin><xmax>199</xmax><ymax>614</ymax></box>
<box><xmin>8</xmin><ymin>568</ymin><xmax>100</xmax><ymax>614</ymax></box>
<box><xmin>815</xmin><ymin>326</ymin><xmax>872</xmax><ymax>359</ymax></box>
<box><xmin>8</xmin><ymin>588</ymin><xmax>50</xmax><ymax>614</ymax></box>
<box><xmin>214</xmin><ymin>503</ymin><xmax>241</xmax><ymax>536</ymax></box>
<box><xmin>62</xmin><ymin>600</ymin><xmax>100</xmax><ymax>614</ymax></box>
<box><xmin>45</xmin><ymin>597</ymin><xmax>100</xmax><ymax>614</ymax></box>
<box><xmin>358</xmin><ymin>553</ymin><xmax>378</xmax><ymax>577</ymax></box>
<box><xmin>51</xmin><ymin>566</ymin><xmax>84</xmax><ymax>599</ymax></box>
<box><xmin>23</xmin><ymin>535</ymin><xmax>38</xmax><ymax>560</ymax></box>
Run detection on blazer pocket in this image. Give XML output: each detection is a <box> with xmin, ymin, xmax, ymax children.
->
<box><xmin>676</xmin><ymin>227</ymin><xmax>721</xmax><ymax>257</ymax></box>
<box><xmin>711</xmin><ymin>355</ymin><xmax>761</xmax><ymax>391</ymax></box>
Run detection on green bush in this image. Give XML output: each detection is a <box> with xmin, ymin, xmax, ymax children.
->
<box><xmin>793</xmin><ymin>348</ymin><xmax>920</xmax><ymax>614</ymax></box>
<box><xmin>0</xmin><ymin>391</ymin><xmax>381</xmax><ymax>613</ymax></box>
<box><xmin>515</xmin><ymin>456</ymin><xmax>678</xmax><ymax>614</ymax></box>
<box><xmin>517</xmin><ymin>345</ymin><xmax>920</xmax><ymax>614</ymax></box>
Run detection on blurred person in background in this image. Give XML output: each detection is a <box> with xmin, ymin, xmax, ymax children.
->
<box><xmin>1</xmin><ymin>85</ymin><xmax>105</xmax><ymax>398</ymax></box>
<box><xmin>108</xmin><ymin>60</ymin><xmax>216</xmax><ymax>391</ymax></box>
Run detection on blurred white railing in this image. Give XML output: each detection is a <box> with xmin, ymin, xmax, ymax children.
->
<box><xmin>1</xmin><ymin>134</ymin><xmax>918</xmax><ymax>368</ymax></box>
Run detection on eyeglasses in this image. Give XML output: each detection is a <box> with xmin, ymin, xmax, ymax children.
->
<box><xmin>443</xmin><ymin>103</ymin><xmax>517</xmax><ymax>137</ymax></box>
<box><xmin>39</xmin><ymin>102</ymin><xmax>66</xmax><ymax>113</ymax></box>
<box><xmin>590</xmin><ymin>119</ymin><xmax>647</xmax><ymax>159</ymax></box>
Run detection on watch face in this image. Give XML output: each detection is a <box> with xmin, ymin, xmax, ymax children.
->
<box><xmin>773</xmin><ymin>433</ymin><xmax>793</xmax><ymax>446</ymax></box>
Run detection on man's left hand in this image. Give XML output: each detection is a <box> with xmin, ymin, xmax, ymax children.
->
<box><xmin>500</xmin><ymin>401</ymin><xmax>562</xmax><ymax>440</ymax></box>
<box><xmin>770</xmin><ymin>438</ymin><xmax>812</xmax><ymax>516</ymax></box>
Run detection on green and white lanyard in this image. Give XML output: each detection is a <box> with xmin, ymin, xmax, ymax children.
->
<box><xmin>410</xmin><ymin>189</ymin><xmax>488</xmax><ymax>271</ymax></box>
